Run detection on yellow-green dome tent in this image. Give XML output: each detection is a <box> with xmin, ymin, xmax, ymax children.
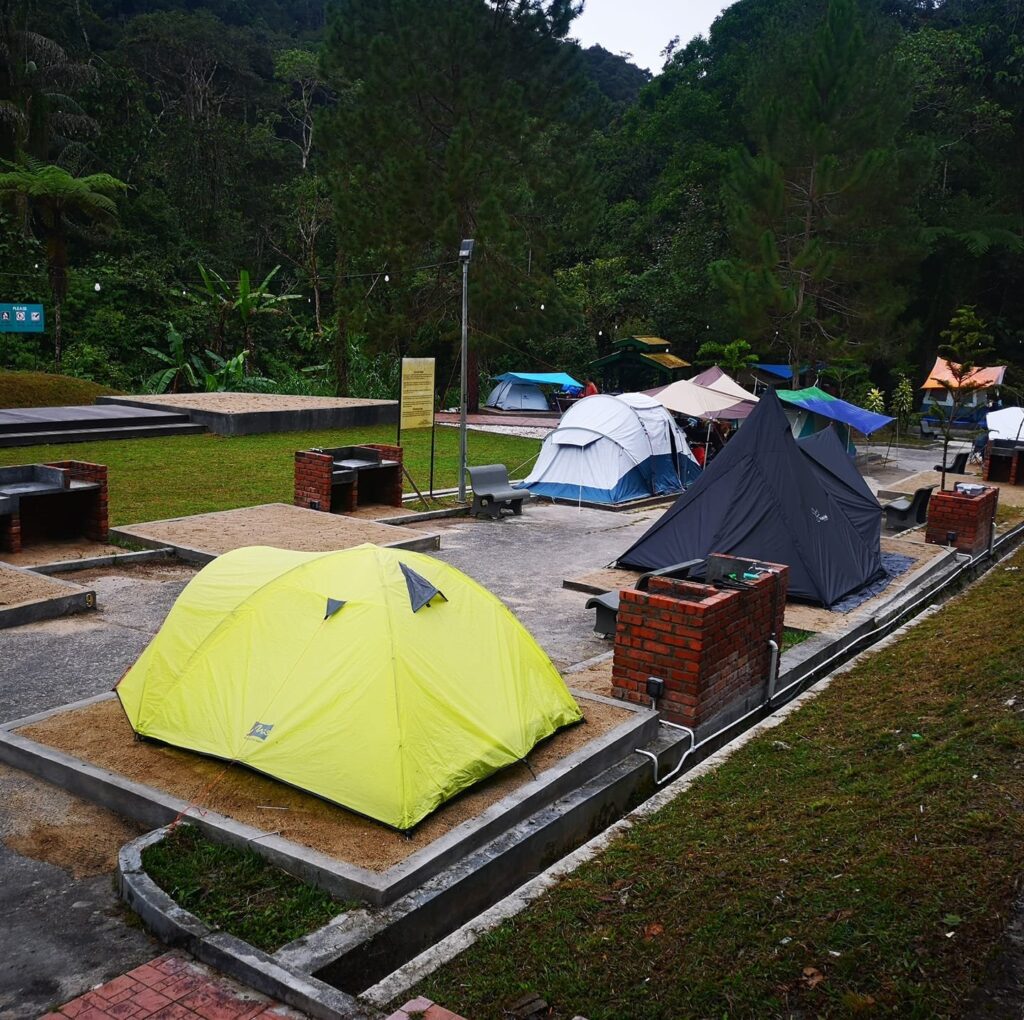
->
<box><xmin>116</xmin><ymin>544</ymin><xmax>582</xmax><ymax>830</ymax></box>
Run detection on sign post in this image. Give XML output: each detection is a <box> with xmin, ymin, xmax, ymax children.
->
<box><xmin>0</xmin><ymin>303</ymin><xmax>45</xmax><ymax>333</ymax></box>
<box><xmin>398</xmin><ymin>357</ymin><xmax>437</xmax><ymax>497</ymax></box>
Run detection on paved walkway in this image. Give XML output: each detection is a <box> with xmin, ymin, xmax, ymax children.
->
<box><xmin>41</xmin><ymin>952</ymin><xmax>304</xmax><ymax>1020</ymax></box>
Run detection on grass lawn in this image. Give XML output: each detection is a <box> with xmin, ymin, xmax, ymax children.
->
<box><xmin>0</xmin><ymin>426</ymin><xmax>541</xmax><ymax>526</ymax></box>
<box><xmin>142</xmin><ymin>825</ymin><xmax>350</xmax><ymax>952</ymax></box>
<box><xmin>413</xmin><ymin>549</ymin><xmax>1024</xmax><ymax>1019</ymax></box>
<box><xmin>0</xmin><ymin>370</ymin><xmax>121</xmax><ymax>407</ymax></box>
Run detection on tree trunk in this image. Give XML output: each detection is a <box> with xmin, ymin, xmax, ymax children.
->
<box><xmin>332</xmin><ymin>250</ymin><xmax>350</xmax><ymax>396</ymax></box>
<box><xmin>46</xmin><ymin>234</ymin><xmax>68</xmax><ymax>374</ymax></box>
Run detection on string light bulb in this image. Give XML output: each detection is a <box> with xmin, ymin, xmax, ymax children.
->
<box><xmin>94</xmin><ymin>282</ymin><xmax>101</xmax><ymax>292</ymax></box>
<box><xmin>384</xmin><ymin>274</ymin><xmax>390</xmax><ymax>282</ymax></box>
<box><xmin>540</xmin><ymin>303</ymin><xmax>545</xmax><ymax>311</ymax></box>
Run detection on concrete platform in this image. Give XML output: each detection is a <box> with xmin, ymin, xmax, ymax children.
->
<box><xmin>111</xmin><ymin>503</ymin><xmax>440</xmax><ymax>564</ymax></box>
<box><xmin>0</xmin><ymin>562</ymin><xmax>95</xmax><ymax>628</ymax></box>
<box><xmin>563</xmin><ymin>534</ymin><xmax>954</xmax><ymax>635</ymax></box>
<box><xmin>2</xmin><ymin>689</ymin><xmax>657</xmax><ymax>906</ymax></box>
<box><xmin>100</xmin><ymin>393</ymin><xmax>397</xmax><ymax>437</ymax></box>
<box><xmin>0</xmin><ymin>403</ymin><xmax>206</xmax><ymax>447</ymax></box>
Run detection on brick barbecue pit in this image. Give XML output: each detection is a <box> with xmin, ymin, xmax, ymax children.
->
<box><xmin>0</xmin><ymin>460</ymin><xmax>108</xmax><ymax>555</ymax></box>
<box><xmin>295</xmin><ymin>444</ymin><xmax>403</xmax><ymax>514</ymax></box>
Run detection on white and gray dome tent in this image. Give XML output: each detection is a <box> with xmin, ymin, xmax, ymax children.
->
<box><xmin>485</xmin><ymin>372</ymin><xmax>582</xmax><ymax>412</ymax></box>
<box><xmin>523</xmin><ymin>393</ymin><xmax>701</xmax><ymax>504</ymax></box>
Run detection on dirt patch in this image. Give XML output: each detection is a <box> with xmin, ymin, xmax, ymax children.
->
<box><xmin>0</xmin><ymin>770</ymin><xmax>144</xmax><ymax>878</ymax></box>
<box><xmin>114</xmin><ymin>503</ymin><xmax>437</xmax><ymax>558</ymax></box>
<box><xmin>66</xmin><ymin>560</ymin><xmax>197</xmax><ymax>585</ymax></box>
<box><xmin>0</xmin><ymin>564</ymin><xmax>80</xmax><ymax>607</ymax></box>
<box><xmin>21</xmin><ymin>695</ymin><xmax>634</xmax><ymax>873</ymax></box>
<box><xmin>115</xmin><ymin>392</ymin><xmax>393</xmax><ymax>413</ymax></box>
<box><xmin>566</xmin><ymin>661</ymin><xmax>615</xmax><ymax>698</ymax></box>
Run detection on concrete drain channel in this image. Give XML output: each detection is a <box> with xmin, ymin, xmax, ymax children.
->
<box><xmin>3</xmin><ymin>524</ymin><xmax>1023</xmax><ymax>1018</ymax></box>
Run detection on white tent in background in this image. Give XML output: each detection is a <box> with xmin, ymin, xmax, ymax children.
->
<box><xmin>690</xmin><ymin>366</ymin><xmax>759</xmax><ymax>403</ymax></box>
<box><xmin>987</xmin><ymin>407</ymin><xmax>1024</xmax><ymax>441</ymax></box>
<box><xmin>485</xmin><ymin>378</ymin><xmax>549</xmax><ymax>411</ymax></box>
<box><xmin>653</xmin><ymin>377</ymin><xmax>745</xmax><ymax>419</ymax></box>
<box><xmin>523</xmin><ymin>393</ymin><xmax>701</xmax><ymax>504</ymax></box>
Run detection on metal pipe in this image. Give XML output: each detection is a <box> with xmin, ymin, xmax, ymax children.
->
<box><xmin>458</xmin><ymin>258</ymin><xmax>469</xmax><ymax>503</ymax></box>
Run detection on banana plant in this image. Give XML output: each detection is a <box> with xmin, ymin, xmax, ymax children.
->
<box><xmin>143</xmin><ymin>322</ymin><xmax>201</xmax><ymax>393</ymax></box>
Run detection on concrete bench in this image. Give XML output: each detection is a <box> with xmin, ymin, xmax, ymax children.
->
<box><xmin>467</xmin><ymin>464</ymin><xmax>526</xmax><ymax>520</ymax></box>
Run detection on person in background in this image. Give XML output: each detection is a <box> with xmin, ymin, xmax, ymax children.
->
<box><xmin>582</xmin><ymin>378</ymin><xmax>599</xmax><ymax>397</ymax></box>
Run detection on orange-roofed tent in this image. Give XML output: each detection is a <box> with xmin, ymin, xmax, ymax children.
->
<box><xmin>921</xmin><ymin>357</ymin><xmax>1006</xmax><ymax>391</ymax></box>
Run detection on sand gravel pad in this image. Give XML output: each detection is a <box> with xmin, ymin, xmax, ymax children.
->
<box><xmin>114</xmin><ymin>392</ymin><xmax>393</xmax><ymax>414</ymax></box>
<box><xmin>21</xmin><ymin>695</ymin><xmax>632</xmax><ymax>873</ymax></box>
<box><xmin>0</xmin><ymin>564</ymin><xmax>78</xmax><ymax>607</ymax></box>
<box><xmin>115</xmin><ymin>503</ymin><xmax>436</xmax><ymax>558</ymax></box>
<box><xmin>0</xmin><ymin>539</ymin><xmax>119</xmax><ymax>568</ymax></box>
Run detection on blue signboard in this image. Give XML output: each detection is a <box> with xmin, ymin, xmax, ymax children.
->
<box><xmin>0</xmin><ymin>303</ymin><xmax>45</xmax><ymax>333</ymax></box>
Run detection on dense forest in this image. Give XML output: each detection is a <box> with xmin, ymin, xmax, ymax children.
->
<box><xmin>0</xmin><ymin>0</ymin><xmax>1020</xmax><ymax>404</ymax></box>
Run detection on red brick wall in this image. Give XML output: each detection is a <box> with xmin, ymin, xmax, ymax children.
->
<box><xmin>612</xmin><ymin>555</ymin><xmax>788</xmax><ymax>728</ymax></box>
<box><xmin>294</xmin><ymin>451</ymin><xmax>334</xmax><ymax>511</ymax></box>
<box><xmin>46</xmin><ymin>461</ymin><xmax>108</xmax><ymax>542</ymax></box>
<box><xmin>0</xmin><ymin>513</ymin><xmax>20</xmax><ymax>554</ymax></box>
<box><xmin>925</xmin><ymin>486</ymin><xmax>999</xmax><ymax>555</ymax></box>
<box><xmin>295</xmin><ymin>446</ymin><xmax>405</xmax><ymax>513</ymax></box>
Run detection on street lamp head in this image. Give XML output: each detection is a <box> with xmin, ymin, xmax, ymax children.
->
<box><xmin>459</xmin><ymin>238</ymin><xmax>475</xmax><ymax>263</ymax></box>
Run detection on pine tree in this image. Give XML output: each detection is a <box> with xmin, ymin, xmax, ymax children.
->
<box><xmin>710</xmin><ymin>0</ymin><xmax>920</xmax><ymax>385</ymax></box>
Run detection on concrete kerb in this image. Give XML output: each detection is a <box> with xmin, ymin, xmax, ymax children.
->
<box><xmin>28</xmin><ymin>546</ymin><xmax>176</xmax><ymax>575</ymax></box>
<box><xmin>0</xmin><ymin>690</ymin><xmax>657</xmax><ymax>907</ymax></box>
<box><xmin>117</xmin><ymin>830</ymin><xmax>378</xmax><ymax>1020</ymax></box>
<box><xmin>0</xmin><ymin>562</ymin><xmax>95</xmax><ymax>628</ymax></box>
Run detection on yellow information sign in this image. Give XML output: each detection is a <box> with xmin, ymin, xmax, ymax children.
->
<box><xmin>400</xmin><ymin>357</ymin><xmax>435</xmax><ymax>430</ymax></box>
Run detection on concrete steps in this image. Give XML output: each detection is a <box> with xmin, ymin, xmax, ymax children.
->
<box><xmin>0</xmin><ymin>422</ymin><xmax>207</xmax><ymax>447</ymax></box>
<box><xmin>0</xmin><ymin>403</ymin><xmax>208</xmax><ymax>447</ymax></box>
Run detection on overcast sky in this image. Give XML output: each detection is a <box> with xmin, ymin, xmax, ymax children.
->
<box><xmin>572</xmin><ymin>0</ymin><xmax>736</xmax><ymax>73</ymax></box>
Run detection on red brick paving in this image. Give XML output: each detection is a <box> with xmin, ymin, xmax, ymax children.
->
<box><xmin>383</xmin><ymin>998</ymin><xmax>468</xmax><ymax>1020</ymax></box>
<box><xmin>42</xmin><ymin>951</ymin><xmax>306</xmax><ymax>1019</ymax></box>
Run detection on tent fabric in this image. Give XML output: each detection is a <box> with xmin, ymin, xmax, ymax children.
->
<box><xmin>797</xmin><ymin>426</ymin><xmax>883</xmax><ymax>550</ymax></box>
<box><xmin>922</xmin><ymin>358</ymin><xmax>1006</xmax><ymax>391</ymax></box>
<box><xmin>116</xmin><ymin>544</ymin><xmax>582</xmax><ymax>831</ymax></box>
<box><xmin>485</xmin><ymin>378</ymin><xmax>550</xmax><ymax>412</ymax></box>
<box><xmin>690</xmin><ymin>366</ymin><xmax>759</xmax><ymax>403</ymax></box>
<box><xmin>653</xmin><ymin>378</ymin><xmax>747</xmax><ymax>419</ymax></box>
<box><xmin>618</xmin><ymin>391</ymin><xmax>884</xmax><ymax>607</ymax></box>
<box><xmin>493</xmin><ymin>371</ymin><xmax>582</xmax><ymax>389</ymax></box>
<box><xmin>756</xmin><ymin>363</ymin><xmax>794</xmax><ymax>380</ymax></box>
<box><xmin>987</xmin><ymin>407</ymin><xmax>1024</xmax><ymax>441</ymax></box>
<box><xmin>777</xmin><ymin>386</ymin><xmax>893</xmax><ymax>436</ymax></box>
<box><xmin>524</xmin><ymin>393</ymin><xmax>700</xmax><ymax>504</ymax></box>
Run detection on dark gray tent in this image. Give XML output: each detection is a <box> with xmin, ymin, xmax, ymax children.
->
<box><xmin>797</xmin><ymin>426</ymin><xmax>883</xmax><ymax>550</ymax></box>
<box><xmin>618</xmin><ymin>391</ymin><xmax>884</xmax><ymax>607</ymax></box>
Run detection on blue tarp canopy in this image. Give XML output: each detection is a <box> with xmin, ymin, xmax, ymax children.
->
<box><xmin>755</xmin><ymin>363</ymin><xmax>794</xmax><ymax>380</ymax></box>
<box><xmin>494</xmin><ymin>372</ymin><xmax>582</xmax><ymax>391</ymax></box>
<box><xmin>777</xmin><ymin>387</ymin><xmax>893</xmax><ymax>436</ymax></box>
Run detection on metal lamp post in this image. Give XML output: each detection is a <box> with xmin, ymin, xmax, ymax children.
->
<box><xmin>458</xmin><ymin>239</ymin><xmax>474</xmax><ymax>502</ymax></box>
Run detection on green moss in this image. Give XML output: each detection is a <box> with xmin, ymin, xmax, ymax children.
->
<box><xmin>0</xmin><ymin>370</ymin><xmax>121</xmax><ymax>407</ymax></box>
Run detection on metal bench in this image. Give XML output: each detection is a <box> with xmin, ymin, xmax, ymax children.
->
<box><xmin>586</xmin><ymin>559</ymin><xmax>704</xmax><ymax>637</ymax></box>
<box><xmin>467</xmin><ymin>464</ymin><xmax>527</xmax><ymax>520</ymax></box>
<box><xmin>884</xmin><ymin>485</ymin><xmax>935</xmax><ymax>531</ymax></box>
<box><xmin>933</xmin><ymin>450</ymin><xmax>969</xmax><ymax>475</ymax></box>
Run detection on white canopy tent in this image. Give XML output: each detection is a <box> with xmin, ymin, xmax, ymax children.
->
<box><xmin>653</xmin><ymin>377</ymin><xmax>746</xmax><ymax>419</ymax></box>
<box><xmin>690</xmin><ymin>366</ymin><xmax>759</xmax><ymax>403</ymax></box>
<box><xmin>987</xmin><ymin>407</ymin><xmax>1024</xmax><ymax>441</ymax></box>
